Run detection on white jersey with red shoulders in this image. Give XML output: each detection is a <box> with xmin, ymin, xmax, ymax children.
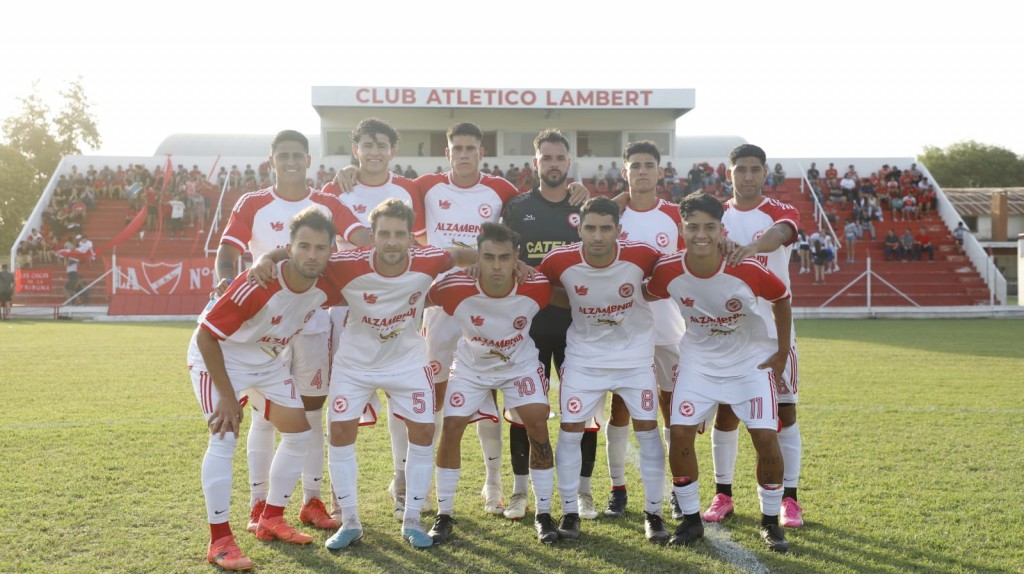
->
<box><xmin>321</xmin><ymin>174</ymin><xmax>423</xmax><ymax>249</ymax></box>
<box><xmin>538</xmin><ymin>240</ymin><xmax>660</xmax><ymax>369</ymax></box>
<box><xmin>220</xmin><ymin>185</ymin><xmax>364</xmax><ymax>260</ymax></box>
<box><xmin>415</xmin><ymin>172</ymin><xmax>519</xmax><ymax>249</ymax></box>
<box><xmin>325</xmin><ymin>245</ymin><xmax>453</xmax><ymax>372</ymax></box>
<box><xmin>428</xmin><ymin>271</ymin><xmax>551</xmax><ymax>377</ymax></box>
<box><xmin>647</xmin><ymin>252</ymin><xmax>790</xmax><ymax>377</ymax></box>
<box><xmin>188</xmin><ymin>260</ymin><xmax>342</xmax><ymax>373</ymax></box>
<box><xmin>620</xmin><ymin>198</ymin><xmax>686</xmax><ymax>346</ymax></box>
<box><xmin>722</xmin><ymin>196</ymin><xmax>799</xmax><ymax>290</ymax></box>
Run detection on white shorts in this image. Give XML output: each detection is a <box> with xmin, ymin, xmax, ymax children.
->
<box><xmin>774</xmin><ymin>341</ymin><xmax>799</xmax><ymax>404</ymax></box>
<box><xmin>423</xmin><ymin>306</ymin><xmax>460</xmax><ymax>383</ymax></box>
<box><xmin>286</xmin><ymin>331</ymin><xmax>329</xmax><ymax>397</ymax></box>
<box><xmin>559</xmin><ymin>363</ymin><xmax>659</xmax><ymax>424</ymax></box>
<box><xmin>329</xmin><ymin>364</ymin><xmax>435</xmax><ymax>425</ymax></box>
<box><xmin>447</xmin><ymin>362</ymin><xmax>549</xmax><ymax>423</ymax></box>
<box><xmin>671</xmin><ymin>364</ymin><xmax>778</xmax><ymax>431</ymax></box>
<box><xmin>190</xmin><ymin>362</ymin><xmax>303</xmax><ymax>422</ymax></box>
<box><xmin>654</xmin><ymin>344</ymin><xmax>680</xmax><ymax>393</ymax></box>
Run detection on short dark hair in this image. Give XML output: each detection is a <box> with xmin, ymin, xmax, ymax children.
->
<box><xmin>533</xmin><ymin>129</ymin><xmax>570</xmax><ymax>155</ymax></box>
<box><xmin>622</xmin><ymin>140</ymin><xmax>661</xmax><ymax>164</ymax></box>
<box><xmin>369</xmin><ymin>198</ymin><xmax>415</xmax><ymax>232</ymax></box>
<box><xmin>290</xmin><ymin>206</ymin><xmax>336</xmax><ymax>241</ymax></box>
<box><xmin>580</xmin><ymin>196</ymin><xmax>621</xmax><ymax>225</ymax></box>
<box><xmin>447</xmin><ymin>122</ymin><xmax>483</xmax><ymax>143</ymax></box>
<box><xmin>272</xmin><ymin>130</ymin><xmax>309</xmax><ymax>154</ymax></box>
<box><xmin>679</xmin><ymin>193</ymin><xmax>724</xmax><ymax>221</ymax></box>
<box><xmin>477</xmin><ymin>222</ymin><xmax>520</xmax><ymax>251</ymax></box>
<box><xmin>351</xmin><ymin>117</ymin><xmax>399</xmax><ymax>147</ymax></box>
<box><xmin>728</xmin><ymin>144</ymin><xmax>767</xmax><ymax>167</ymax></box>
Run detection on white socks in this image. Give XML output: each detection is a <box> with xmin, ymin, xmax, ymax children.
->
<box><xmin>710</xmin><ymin>427</ymin><xmax>739</xmax><ymax>487</ymax></box>
<box><xmin>404</xmin><ymin>443</ymin><xmax>434</xmax><ymax>529</ymax></box>
<box><xmin>606</xmin><ymin>423</ymin><xmax>630</xmax><ymax>488</ymax></box>
<box><xmin>673</xmin><ymin>480</ymin><xmax>700</xmax><ymax>515</ymax></box>
<box><xmin>477</xmin><ymin>418</ymin><xmax>503</xmax><ymax>486</ymax></box>
<box><xmin>387</xmin><ymin>405</ymin><xmax>409</xmax><ymax>488</ymax></box>
<box><xmin>635</xmin><ymin>429</ymin><xmax>666</xmax><ymax>516</ymax></box>
<box><xmin>529</xmin><ymin>467</ymin><xmax>554</xmax><ymax>514</ymax></box>
<box><xmin>758</xmin><ymin>484</ymin><xmax>783</xmax><ymax>516</ymax></box>
<box><xmin>555</xmin><ymin>430</ymin><xmax>583</xmax><ymax>514</ymax></box>
<box><xmin>435</xmin><ymin>467</ymin><xmax>460</xmax><ymax>515</ymax></box>
<box><xmin>302</xmin><ymin>409</ymin><xmax>325</xmax><ymax>503</ymax></box>
<box><xmin>202</xmin><ymin>433</ymin><xmax>237</xmax><ymax>523</ymax></box>
<box><xmin>328</xmin><ymin>444</ymin><xmax>359</xmax><ymax>527</ymax></box>
<box><xmin>267</xmin><ymin>430</ymin><xmax>310</xmax><ymax>508</ymax></box>
<box><xmin>247</xmin><ymin>414</ymin><xmax>275</xmax><ymax>505</ymax></box>
<box><xmin>778</xmin><ymin>422</ymin><xmax>802</xmax><ymax>489</ymax></box>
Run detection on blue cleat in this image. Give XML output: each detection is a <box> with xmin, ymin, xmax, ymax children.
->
<box><xmin>325</xmin><ymin>527</ymin><xmax>363</xmax><ymax>550</ymax></box>
<box><xmin>403</xmin><ymin>527</ymin><xmax>434</xmax><ymax>549</ymax></box>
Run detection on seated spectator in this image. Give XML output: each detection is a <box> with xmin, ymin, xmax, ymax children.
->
<box><xmin>953</xmin><ymin>222</ymin><xmax>968</xmax><ymax>246</ymax></box>
<box><xmin>883</xmin><ymin>229</ymin><xmax>901</xmax><ymax>261</ymax></box>
<box><xmin>772</xmin><ymin>163</ymin><xmax>786</xmax><ymax>190</ymax></box>
<box><xmin>858</xmin><ymin>207</ymin><xmax>877</xmax><ymax>240</ymax></box>
<box><xmin>920</xmin><ymin>184</ymin><xmax>937</xmax><ymax>215</ymax></box>
<box><xmin>687</xmin><ymin>163</ymin><xmax>704</xmax><ymax>195</ymax></box>
<box><xmin>839</xmin><ymin>173</ymin><xmax>857</xmax><ymax>204</ymax></box>
<box><xmin>903</xmin><ymin>193</ymin><xmax>918</xmax><ymax>221</ymax></box>
<box><xmin>824</xmin><ymin>162</ymin><xmax>839</xmax><ymax>190</ymax></box>
<box><xmin>663</xmin><ymin>162</ymin><xmax>678</xmax><ymax>186</ymax></box>
<box><xmin>404</xmin><ymin>165</ymin><xmax>419</xmax><ymax>179</ymax></box>
<box><xmin>488</xmin><ymin>164</ymin><xmax>501</xmax><ymax>178</ymax></box>
<box><xmin>914</xmin><ymin>229</ymin><xmax>935</xmax><ymax>261</ymax></box>
<box><xmin>806</xmin><ymin>162</ymin><xmax>820</xmax><ymax>184</ymax></box>
<box><xmin>907</xmin><ymin>162</ymin><xmax>924</xmax><ymax>185</ymax></box>
<box><xmin>900</xmin><ymin>228</ymin><xmax>915</xmax><ymax>262</ymax></box>
<box><xmin>593</xmin><ymin>164</ymin><xmax>605</xmax><ymax>185</ymax></box>
<box><xmin>16</xmin><ymin>241</ymin><xmax>33</xmax><ymax>269</ymax></box>
<box><xmin>824</xmin><ymin>201</ymin><xmax>838</xmax><ymax>225</ymax></box>
<box><xmin>890</xmin><ymin>194</ymin><xmax>905</xmax><ymax>222</ymax></box>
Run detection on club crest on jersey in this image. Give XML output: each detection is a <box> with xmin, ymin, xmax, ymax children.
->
<box><xmin>618</xmin><ymin>283</ymin><xmax>634</xmax><ymax>298</ymax></box>
<box><xmin>408</xmin><ymin>291</ymin><xmax>421</xmax><ymax>305</ymax></box>
<box><xmin>449</xmin><ymin>392</ymin><xmax>466</xmax><ymax>408</ymax></box>
<box><xmin>270</xmin><ymin>315</ymin><xmax>283</xmax><ymax>325</ymax></box>
<box><xmin>333</xmin><ymin>396</ymin><xmax>349</xmax><ymax>414</ymax></box>
<box><xmin>478</xmin><ymin>204</ymin><xmax>492</xmax><ymax>218</ymax></box>
<box><xmin>725</xmin><ymin>298</ymin><xmax>743</xmax><ymax>312</ymax></box>
<box><xmin>363</xmin><ymin>293</ymin><xmax>378</xmax><ymax>304</ymax></box>
<box><xmin>470</xmin><ymin>315</ymin><xmax>484</xmax><ymax>326</ymax></box>
<box><xmin>141</xmin><ymin>261</ymin><xmax>182</xmax><ymax>295</ymax></box>
<box><xmin>438</xmin><ymin>199</ymin><xmax>452</xmax><ymax>210</ymax></box>
<box><xmin>568</xmin><ymin>213</ymin><xmax>580</xmax><ymax>228</ymax></box>
<box><xmin>270</xmin><ymin>221</ymin><xmax>284</xmax><ymax>232</ymax></box>
<box><xmin>353</xmin><ymin>204</ymin><xmax>367</xmax><ymax>214</ymax></box>
<box><xmin>429</xmin><ymin>360</ymin><xmax>442</xmax><ymax>375</ymax></box>
<box><xmin>574</xmin><ymin>285</ymin><xmax>589</xmax><ymax>296</ymax></box>
<box><xmin>513</xmin><ymin>315</ymin><xmax>528</xmax><ymax>330</ymax></box>
<box><xmin>656</xmin><ymin>232</ymin><xmax>670</xmax><ymax>248</ymax></box>
<box><xmin>679</xmin><ymin>400</ymin><xmax>695</xmax><ymax>417</ymax></box>
<box><xmin>566</xmin><ymin>396</ymin><xmax>583</xmax><ymax>414</ymax></box>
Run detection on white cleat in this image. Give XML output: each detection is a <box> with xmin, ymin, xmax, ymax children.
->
<box><xmin>503</xmin><ymin>492</ymin><xmax>529</xmax><ymax>520</ymax></box>
<box><xmin>482</xmin><ymin>484</ymin><xmax>505</xmax><ymax>515</ymax></box>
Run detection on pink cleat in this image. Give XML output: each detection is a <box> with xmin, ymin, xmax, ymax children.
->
<box><xmin>702</xmin><ymin>493</ymin><xmax>734</xmax><ymax>522</ymax></box>
<box><xmin>780</xmin><ymin>497</ymin><xmax>804</xmax><ymax>528</ymax></box>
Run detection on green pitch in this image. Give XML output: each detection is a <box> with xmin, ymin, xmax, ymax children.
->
<box><xmin>1</xmin><ymin>319</ymin><xmax>1022</xmax><ymax>573</ymax></box>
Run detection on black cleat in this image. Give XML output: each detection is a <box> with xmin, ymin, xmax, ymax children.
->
<box><xmin>535</xmin><ymin>513</ymin><xmax>559</xmax><ymax>544</ymax></box>
<box><xmin>604</xmin><ymin>489</ymin><xmax>628</xmax><ymax>518</ymax></box>
<box><xmin>760</xmin><ymin>523</ymin><xmax>789</xmax><ymax>553</ymax></box>
<box><xmin>557</xmin><ymin>512</ymin><xmax>581</xmax><ymax>540</ymax></box>
<box><xmin>669</xmin><ymin>491</ymin><xmax>684</xmax><ymax>520</ymax></box>
<box><xmin>669</xmin><ymin>516</ymin><xmax>705</xmax><ymax>545</ymax></box>
<box><xmin>644</xmin><ymin>512</ymin><xmax>670</xmax><ymax>544</ymax></box>
<box><xmin>427</xmin><ymin>514</ymin><xmax>456</xmax><ymax>544</ymax></box>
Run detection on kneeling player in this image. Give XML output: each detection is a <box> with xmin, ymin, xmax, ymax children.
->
<box><xmin>426</xmin><ymin>223</ymin><xmax>559</xmax><ymax>544</ymax></box>
<box><xmin>188</xmin><ymin>208</ymin><xmax>341</xmax><ymax>571</ymax></box>
<box><xmin>645</xmin><ymin>193</ymin><xmax>792</xmax><ymax>553</ymax></box>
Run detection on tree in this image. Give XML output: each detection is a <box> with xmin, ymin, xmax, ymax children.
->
<box><xmin>918</xmin><ymin>141</ymin><xmax>1024</xmax><ymax>187</ymax></box>
<box><xmin>0</xmin><ymin>78</ymin><xmax>100</xmax><ymax>256</ymax></box>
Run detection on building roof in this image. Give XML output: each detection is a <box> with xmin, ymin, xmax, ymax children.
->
<box><xmin>944</xmin><ymin>188</ymin><xmax>1024</xmax><ymax>217</ymax></box>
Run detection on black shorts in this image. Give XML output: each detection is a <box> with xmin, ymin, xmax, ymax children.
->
<box><xmin>0</xmin><ymin>291</ymin><xmax>12</xmax><ymax>303</ymax></box>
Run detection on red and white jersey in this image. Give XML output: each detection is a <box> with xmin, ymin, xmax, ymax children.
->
<box><xmin>538</xmin><ymin>240</ymin><xmax>660</xmax><ymax>369</ymax></box>
<box><xmin>325</xmin><ymin>246</ymin><xmax>453</xmax><ymax>371</ymax></box>
<box><xmin>647</xmin><ymin>252</ymin><xmax>790</xmax><ymax>378</ymax></box>
<box><xmin>321</xmin><ymin>174</ymin><xmax>423</xmax><ymax>249</ymax></box>
<box><xmin>619</xmin><ymin>198</ymin><xmax>686</xmax><ymax>346</ymax></box>
<box><xmin>415</xmin><ymin>172</ymin><xmax>519</xmax><ymax>249</ymax></box>
<box><xmin>722</xmin><ymin>196</ymin><xmax>799</xmax><ymax>290</ymax></box>
<box><xmin>220</xmin><ymin>186</ymin><xmax>364</xmax><ymax>260</ymax></box>
<box><xmin>428</xmin><ymin>272</ymin><xmax>551</xmax><ymax>377</ymax></box>
<box><xmin>188</xmin><ymin>260</ymin><xmax>342</xmax><ymax>373</ymax></box>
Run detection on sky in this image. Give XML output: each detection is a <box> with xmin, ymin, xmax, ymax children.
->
<box><xmin>2</xmin><ymin>1</ymin><xmax>1021</xmax><ymax>162</ymax></box>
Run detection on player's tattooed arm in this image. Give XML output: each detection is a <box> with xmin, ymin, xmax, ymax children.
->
<box><xmin>214</xmin><ymin>243</ymin><xmax>243</xmax><ymax>297</ymax></box>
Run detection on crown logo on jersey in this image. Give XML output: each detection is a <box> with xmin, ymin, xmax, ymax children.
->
<box><xmin>470</xmin><ymin>315</ymin><xmax>485</xmax><ymax>326</ymax></box>
<box><xmin>270</xmin><ymin>315</ymin><xmax>283</xmax><ymax>325</ymax></box>
<box><xmin>270</xmin><ymin>221</ymin><xmax>284</xmax><ymax>232</ymax></box>
<box><xmin>353</xmin><ymin>204</ymin><xmax>367</xmax><ymax>214</ymax></box>
<box><xmin>680</xmin><ymin>297</ymin><xmax>695</xmax><ymax>307</ymax></box>
<box><xmin>574</xmin><ymin>285</ymin><xmax>589</xmax><ymax>296</ymax></box>
<box><xmin>363</xmin><ymin>293</ymin><xmax>378</xmax><ymax>304</ymax></box>
<box><xmin>438</xmin><ymin>199</ymin><xmax>452</xmax><ymax>210</ymax></box>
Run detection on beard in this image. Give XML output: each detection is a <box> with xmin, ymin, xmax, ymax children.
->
<box><xmin>541</xmin><ymin>170</ymin><xmax>567</xmax><ymax>188</ymax></box>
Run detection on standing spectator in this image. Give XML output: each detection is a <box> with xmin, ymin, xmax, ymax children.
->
<box><xmin>243</xmin><ymin>164</ymin><xmax>257</xmax><ymax>189</ymax></box>
<box><xmin>593</xmin><ymin>164</ymin><xmax>606</xmax><ymax>185</ymax></box>
<box><xmin>953</xmin><ymin>222</ymin><xmax>968</xmax><ymax>246</ymax></box>
<box><xmin>392</xmin><ymin>164</ymin><xmax>403</xmax><ymax>175</ymax></box>
<box><xmin>687</xmin><ymin>163</ymin><xmax>704</xmax><ymax>195</ymax></box>
<box><xmin>168</xmin><ymin>194</ymin><xmax>186</xmax><ymax>239</ymax></box>
<box><xmin>0</xmin><ymin>263</ymin><xmax>13</xmax><ymax>320</ymax></box>
<box><xmin>823</xmin><ymin>233</ymin><xmax>839</xmax><ymax>273</ymax></box>
<box><xmin>811</xmin><ymin>239</ymin><xmax>826</xmax><ymax>284</ymax></box>
<box><xmin>663</xmin><ymin>161</ymin><xmax>678</xmax><ymax>186</ymax></box>
<box><xmin>796</xmin><ymin>229</ymin><xmax>811</xmax><ymax>274</ymax></box>
<box><xmin>403</xmin><ymin>164</ymin><xmax>418</xmax><ymax>179</ymax></box>
<box><xmin>772</xmin><ymin>163</ymin><xmax>786</xmax><ymax>190</ymax></box>
<box><xmin>843</xmin><ymin>219</ymin><xmax>859</xmax><ymax>263</ymax></box>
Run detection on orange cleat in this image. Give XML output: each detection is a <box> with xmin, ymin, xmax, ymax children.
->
<box><xmin>246</xmin><ymin>500</ymin><xmax>266</xmax><ymax>533</ymax></box>
<box><xmin>300</xmin><ymin>497</ymin><xmax>341</xmax><ymax>530</ymax></box>
<box><xmin>207</xmin><ymin>535</ymin><xmax>254</xmax><ymax>571</ymax></box>
<box><xmin>255</xmin><ymin>515</ymin><xmax>314</xmax><ymax>544</ymax></box>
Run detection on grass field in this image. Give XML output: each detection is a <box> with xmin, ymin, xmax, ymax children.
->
<box><xmin>1</xmin><ymin>319</ymin><xmax>1022</xmax><ymax>573</ymax></box>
